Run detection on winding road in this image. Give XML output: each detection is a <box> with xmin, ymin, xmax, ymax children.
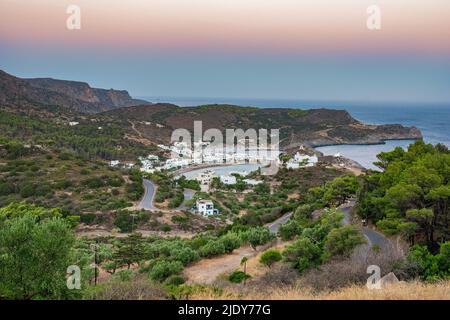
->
<box><xmin>339</xmin><ymin>200</ymin><xmax>388</xmax><ymax>248</ymax></box>
<box><xmin>177</xmin><ymin>189</ymin><xmax>196</xmax><ymax>211</ymax></box>
<box><xmin>267</xmin><ymin>211</ymin><xmax>294</xmax><ymax>234</ymax></box>
<box><xmin>137</xmin><ymin>179</ymin><xmax>157</xmax><ymax>211</ymax></box>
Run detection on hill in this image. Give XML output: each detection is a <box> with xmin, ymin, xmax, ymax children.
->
<box><xmin>105</xmin><ymin>103</ymin><xmax>423</xmax><ymax>149</ymax></box>
<box><xmin>0</xmin><ymin>70</ymin><xmax>148</xmax><ymax>113</ymax></box>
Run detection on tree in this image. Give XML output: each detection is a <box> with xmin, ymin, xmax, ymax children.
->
<box><xmin>323</xmin><ymin>225</ymin><xmax>366</xmax><ymax>257</ymax></box>
<box><xmin>199</xmin><ymin>240</ymin><xmax>226</xmax><ymax>257</ymax></box>
<box><xmin>246</xmin><ymin>227</ymin><xmax>274</xmax><ymax>250</ymax></box>
<box><xmin>0</xmin><ymin>213</ymin><xmax>75</xmax><ymax>299</ymax></box>
<box><xmin>278</xmin><ymin>219</ymin><xmax>302</xmax><ymax>241</ymax></box>
<box><xmin>112</xmin><ymin>233</ymin><xmax>146</xmax><ymax>269</ymax></box>
<box><xmin>240</xmin><ymin>256</ymin><xmax>249</xmax><ymax>285</ymax></box>
<box><xmin>357</xmin><ymin>141</ymin><xmax>450</xmax><ymax>248</ymax></box>
<box><xmin>219</xmin><ymin>232</ymin><xmax>242</xmax><ymax>253</ymax></box>
<box><xmin>149</xmin><ymin>260</ymin><xmax>183</xmax><ymax>281</ymax></box>
<box><xmin>322</xmin><ymin>175</ymin><xmax>358</xmax><ymax>206</ymax></box>
<box><xmin>240</xmin><ymin>256</ymin><xmax>248</xmax><ymax>274</ymax></box>
<box><xmin>259</xmin><ymin>249</ymin><xmax>282</xmax><ymax>268</ymax></box>
<box><xmin>283</xmin><ymin>237</ymin><xmax>323</xmax><ymax>273</ymax></box>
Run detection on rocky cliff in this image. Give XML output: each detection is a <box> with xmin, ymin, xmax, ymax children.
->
<box><xmin>0</xmin><ymin>70</ymin><xmax>148</xmax><ymax>113</ymax></box>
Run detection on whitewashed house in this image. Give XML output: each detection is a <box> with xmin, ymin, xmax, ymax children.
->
<box><xmin>220</xmin><ymin>175</ymin><xmax>237</xmax><ymax>185</ymax></box>
<box><xmin>196</xmin><ymin>170</ymin><xmax>215</xmax><ymax>192</ymax></box>
<box><xmin>196</xmin><ymin>199</ymin><xmax>218</xmax><ymax>216</ymax></box>
<box><xmin>243</xmin><ymin>178</ymin><xmax>263</xmax><ymax>186</ymax></box>
<box><xmin>286</xmin><ymin>152</ymin><xmax>318</xmax><ymax>169</ymax></box>
<box><xmin>110</xmin><ymin>160</ymin><xmax>120</xmax><ymax>167</ymax></box>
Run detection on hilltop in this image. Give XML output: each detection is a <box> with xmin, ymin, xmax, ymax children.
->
<box><xmin>105</xmin><ymin>103</ymin><xmax>422</xmax><ymax>149</ymax></box>
<box><xmin>0</xmin><ymin>70</ymin><xmax>148</xmax><ymax>114</ymax></box>
<box><xmin>0</xmin><ymin>69</ymin><xmax>422</xmax><ymax>154</ymax></box>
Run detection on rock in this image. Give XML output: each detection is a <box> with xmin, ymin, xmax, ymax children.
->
<box><xmin>379</xmin><ymin>272</ymin><xmax>400</xmax><ymax>288</ymax></box>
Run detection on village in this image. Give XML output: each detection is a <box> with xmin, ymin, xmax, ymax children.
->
<box><xmin>109</xmin><ymin>141</ymin><xmax>324</xmax><ymax>217</ymax></box>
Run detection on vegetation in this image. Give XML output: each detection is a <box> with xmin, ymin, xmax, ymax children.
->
<box><xmin>260</xmin><ymin>249</ymin><xmax>283</xmax><ymax>268</ymax></box>
<box><xmin>357</xmin><ymin>141</ymin><xmax>449</xmax><ymax>250</ymax></box>
<box><xmin>228</xmin><ymin>270</ymin><xmax>251</xmax><ymax>284</ymax></box>
<box><xmin>0</xmin><ymin>203</ymin><xmax>76</xmax><ymax>299</ymax></box>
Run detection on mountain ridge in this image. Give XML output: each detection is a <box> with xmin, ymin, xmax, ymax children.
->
<box><xmin>0</xmin><ymin>70</ymin><xmax>148</xmax><ymax>113</ymax></box>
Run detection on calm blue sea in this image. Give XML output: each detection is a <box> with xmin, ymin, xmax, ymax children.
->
<box><xmin>141</xmin><ymin>96</ymin><xmax>450</xmax><ymax>169</ymax></box>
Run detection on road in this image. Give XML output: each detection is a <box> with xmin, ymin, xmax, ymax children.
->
<box><xmin>267</xmin><ymin>212</ymin><xmax>293</xmax><ymax>234</ymax></box>
<box><xmin>177</xmin><ymin>189</ymin><xmax>196</xmax><ymax>211</ymax></box>
<box><xmin>137</xmin><ymin>179</ymin><xmax>156</xmax><ymax>211</ymax></box>
<box><xmin>339</xmin><ymin>200</ymin><xmax>388</xmax><ymax>248</ymax></box>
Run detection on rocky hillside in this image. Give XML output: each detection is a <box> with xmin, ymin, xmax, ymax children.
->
<box><xmin>0</xmin><ymin>70</ymin><xmax>422</xmax><ymax>149</ymax></box>
<box><xmin>105</xmin><ymin>104</ymin><xmax>422</xmax><ymax>149</ymax></box>
<box><xmin>0</xmin><ymin>70</ymin><xmax>147</xmax><ymax>113</ymax></box>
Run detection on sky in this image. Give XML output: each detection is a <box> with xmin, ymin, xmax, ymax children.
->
<box><xmin>1</xmin><ymin>0</ymin><xmax>450</xmax><ymax>103</ymax></box>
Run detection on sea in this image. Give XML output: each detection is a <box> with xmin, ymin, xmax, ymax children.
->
<box><xmin>140</xmin><ymin>96</ymin><xmax>450</xmax><ymax>170</ymax></box>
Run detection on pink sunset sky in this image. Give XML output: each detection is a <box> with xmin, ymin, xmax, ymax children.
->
<box><xmin>1</xmin><ymin>0</ymin><xmax>450</xmax><ymax>54</ymax></box>
<box><xmin>1</xmin><ymin>0</ymin><xmax>450</xmax><ymax>102</ymax></box>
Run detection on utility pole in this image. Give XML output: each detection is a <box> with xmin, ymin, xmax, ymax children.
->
<box><xmin>90</xmin><ymin>241</ymin><xmax>99</xmax><ymax>286</ymax></box>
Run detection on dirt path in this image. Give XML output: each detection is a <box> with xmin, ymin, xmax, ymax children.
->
<box><xmin>184</xmin><ymin>243</ymin><xmax>273</xmax><ymax>284</ymax></box>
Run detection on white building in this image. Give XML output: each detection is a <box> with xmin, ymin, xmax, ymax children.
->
<box><xmin>243</xmin><ymin>178</ymin><xmax>263</xmax><ymax>186</ymax></box>
<box><xmin>196</xmin><ymin>170</ymin><xmax>215</xmax><ymax>192</ymax></box>
<box><xmin>164</xmin><ymin>158</ymin><xmax>190</xmax><ymax>170</ymax></box>
<box><xmin>286</xmin><ymin>152</ymin><xmax>318</xmax><ymax>169</ymax></box>
<box><xmin>196</xmin><ymin>199</ymin><xmax>218</xmax><ymax>216</ymax></box>
<box><xmin>110</xmin><ymin>160</ymin><xmax>120</xmax><ymax>167</ymax></box>
<box><xmin>69</xmin><ymin>121</ymin><xmax>79</xmax><ymax>126</ymax></box>
<box><xmin>220</xmin><ymin>175</ymin><xmax>237</xmax><ymax>185</ymax></box>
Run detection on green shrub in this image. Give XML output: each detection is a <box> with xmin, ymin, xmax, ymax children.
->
<box><xmin>20</xmin><ymin>183</ymin><xmax>35</xmax><ymax>198</ymax></box>
<box><xmin>113</xmin><ymin>211</ymin><xmax>133</xmax><ymax>232</ymax></box>
<box><xmin>149</xmin><ymin>260</ymin><xmax>183</xmax><ymax>281</ymax></box>
<box><xmin>164</xmin><ymin>275</ymin><xmax>185</xmax><ymax>286</ymax></box>
<box><xmin>323</xmin><ymin>225</ymin><xmax>366</xmax><ymax>257</ymax></box>
<box><xmin>0</xmin><ymin>182</ymin><xmax>15</xmax><ymax>196</ymax></box>
<box><xmin>260</xmin><ymin>249</ymin><xmax>282</xmax><ymax>268</ymax></box>
<box><xmin>219</xmin><ymin>233</ymin><xmax>241</xmax><ymax>253</ymax></box>
<box><xmin>245</xmin><ymin>227</ymin><xmax>274</xmax><ymax>250</ymax></box>
<box><xmin>80</xmin><ymin>213</ymin><xmax>96</xmax><ymax>224</ymax></box>
<box><xmin>228</xmin><ymin>270</ymin><xmax>250</xmax><ymax>283</ymax></box>
<box><xmin>283</xmin><ymin>237</ymin><xmax>323</xmax><ymax>273</ymax></box>
<box><xmin>278</xmin><ymin>219</ymin><xmax>302</xmax><ymax>241</ymax></box>
<box><xmin>199</xmin><ymin>240</ymin><xmax>226</xmax><ymax>258</ymax></box>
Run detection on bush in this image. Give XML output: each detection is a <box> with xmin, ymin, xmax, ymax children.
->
<box><xmin>219</xmin><ymin>233</ymin><xmax>241</xmax><ymax>253</ymax></box>
<box><xmin>0</xmin><ymin>182</ymin><xmax>15</xmax><ymax>196</ymax></box>
<box><xmin>20</xmin><ymin>183</ymin><xmax>35</xmax><ymax>198</ymax></box>
<box><xmin>113</xmin><ymin>211</ymin><xmax>133</xmax><ymax>232</ymax></box>
<box><xmin>228</xmin><ymin>270</ymin><xmax>250</xmax><ymax>283</ymax></box>
<box><xmin>80</xmin><ymin>213</ymin><xmax>96</xmax><ymax>224</ymax></box>
<box><xmin>149</xmin><ymin>260</ymin><xmax>183</xmax><ymax>281</ymax></box>
<box><xmin>199</xmin><ymin>240</ymin><xmax>226</xmax><ymax>258</ymax></box>
<box><xmin>324</xmin><ymin>225</ymin><xmax>366</xmax><ymax>257</ymax></box>
<box><xmin>283</xmin><ymin>237</ymin><xmax>323</xmax><ymax>273</ymax></box>
<box><xmin>407</xmin><ymin>242</ymin><xmax>450</xmax><ymax>281</ymax></box>
<box><xmin>164</xmin><ymin>275</ymin><xmax>185</xmax><ymax>286</ymax></box>
<box><xmin>169</xmin><ymin>247</ymin><xmax>199</xmax><ymax>266</ymax></box>
<box><xmin>278</xmin><ymin>219</ymin><xmax>302</xmax><ymax>241</ymax></box>
<box><xmin>83</xmin><ymin>177</ymin><xmax>104</xmax><ymax>189</ymax></box>
<box><xmin>260</xmin><ymin>249</ymin><xmax>282</xmax><ymax>268</ymax></box>
<box><xmin>246</xmin><ymin>227</ymin><xmax>274</xmax><ymax>250</ymax></box>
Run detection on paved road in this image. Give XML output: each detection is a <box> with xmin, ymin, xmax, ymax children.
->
<box><xmin>177</xmin><ymin>189</ymin><xmax>196</xmax><ymax>211</ymax></box>
<box><xmin>267</xmin><ymin>212</ymin><xmax>293</xmax><ymax>234</ymax></box>
<box><xmin>137</xmin><ymin>179</ymin><xmax>156</xmax><ymax>211</ymax></box>
<box><xmin>339</xmin><ymin>201</ymin><xmax>388</xmax><ymax>248</ymax></box>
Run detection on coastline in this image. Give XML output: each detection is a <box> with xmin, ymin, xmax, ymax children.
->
<box><xmin>309</xmin><ymin>137</ymin><xmax>422</xmax><ymax>148</ymax></box>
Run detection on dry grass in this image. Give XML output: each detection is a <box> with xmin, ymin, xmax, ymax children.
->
<box><xmin>189</xmin><ymin>280</ymin><xmax>450</xmax><ymax>300</ymax></box>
